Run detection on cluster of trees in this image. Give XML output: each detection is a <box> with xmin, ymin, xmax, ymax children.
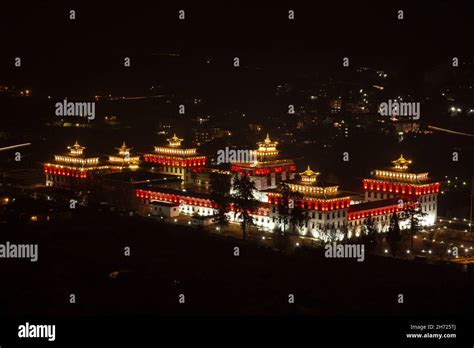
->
<box><xmin>357</xmin><ymin>201</ymin><xmax>428</xmax><ymax>257</ymax></box>
<box><xmin>209</xmin><ymin>172</ymin><xmax>259</xmax><ymax>240</ymax></box>
<box><xmin>209</xmin><ymin>173</ymin><xmax>310</xmax><ymax>242</ymax></box>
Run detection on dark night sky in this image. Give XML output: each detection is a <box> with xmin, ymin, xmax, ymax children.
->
<box><xmin>1</xmin><ymin>0</ymin><xmax>473</xmax><ymax>96</ymax></box>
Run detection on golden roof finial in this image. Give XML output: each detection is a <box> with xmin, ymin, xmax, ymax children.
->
<box><xmin>299</xmin><ymin>164</ymin><xmax>320</xmax><ymax>178</ymax></box>
<box><xmin>392</xmin><ymin>154</ymin><xmax>412</xmax><ymax>170</ymax></box>
<box><xmin>116</xmin><ymin>141</ymin><xmax>132</xmax><ymax>154</ymax></box>
<box><xmin>265</xmin><ymin>133</ymin><xmax>271</xmax><ymax>143</ymax></box>
<box><xmin>299</xmin><ymin>165</ymin><xmax>320</xmax><ymax>185</ymax></box>
<box><xmin>258</xmin><ymin>133</ymin><xmax>278</xmax><ymax>146</ymax></box>
<box><xmin>167</xmin><ymin>133</ymin><xmax>184</xmax><ymax>147</ymax></box>
<box><xmin>68</xmin><ymin>141</ymin><xmax>85</xmax><ymax>155</ymax></box>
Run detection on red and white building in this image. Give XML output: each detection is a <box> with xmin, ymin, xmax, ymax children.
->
<box><xmin>143</xmin><ymin>134</ymin><xmax>206</xmax><ymax>181</ymax></box>
<box><xmin>265</xmin><ymin>165</ymin><xmax>352</xmax><ymax>238</ymax></box>
<box><xmin>230</xmin><ymin>134</ymin><xmax>296</xmax><ymax>191</ymax></box>
<box><xmin>345</xmin><ymin>155</ymin><xmax>440</xmax><ymax>237</ymax></box>
<box><xmin>45</xmin><ymin>139</ymin><xmax>439</xmax><ymax>241</ymax></box>
<box><xmin>360</xmin><ymin>155</ymin><xmax>439</xmax><ymax>226</ymax></box>
<box><xmin>43</xmin><ymin>141</ymin><xmax>119</xmax><ymax>188</ymax></box>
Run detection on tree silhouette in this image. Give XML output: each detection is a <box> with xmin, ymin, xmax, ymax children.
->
<box><xmin>401</xmin><ymin>201</ymin><xmax>427</xmax><ymax>253</ymax></box>
<box><xmin>277</xmin><ymin>182</ymin><xmax>307</xmax><ymax>235</ymax></box>
<box><xmin>276</xmin><ymin>182</ymin><xmax>291</xmax><ymax>233</ymax></box>
<box><xmin>360</xmin><ymin>215</ymin><xmax>379</xmax><ymax>252</ymax></box>
<box><xmin>209</xmin><ymin>171</ymin><xmax>231</xmax><ymax>230</ymax></box>
<box><xmin>386</xmin><ymin>212</ymin><xmax>402</xmax><ymax>257</ymax></box>
<box><xmin>231</xmin><ymin>173</ymin><xmax>259</xmax><ymax>240</ymax></box>
<box><xmin>323</xmin><ymin>222</ymin><xmax>339</xmax><ymax>244</ymax></box>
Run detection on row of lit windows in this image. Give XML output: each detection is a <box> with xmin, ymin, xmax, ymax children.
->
<box><xmin>182</xmin><ymin>205</ymin><xmax>213</xmax><ymax>215</ymax></box>
<box><xmin>369</xmin><ymin>191</ymin><xmax>437</xmax><ymax>204</ymax></box>
<box><xmin>349</xmin><ymin>213</ymin><xmax>402</xmax><ymax>226</ymax></box>
<box><xmin>48</xmin><ymin>174</ymin><xmax>71</xmax><ymax>183</ymax></box>
<box><xmin>421</xmin><ymin>194</ymin><xmax>436</xmax><ymax>203</ymax></box>
<box><xmin>163</xmin><ymin>166</ymin><xmax>183</xmax><ymax>174</ymax></box>
<box><xmin>422</xmin><ymin>204</ymin><xmax>435</xmax><ymax>212</ymax></box>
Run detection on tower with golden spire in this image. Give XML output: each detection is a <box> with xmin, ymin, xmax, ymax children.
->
<box><xmin>143</xmin><ymin>132</ymin><xmax>207</xmax><ymax>181</ymax></box>
<box><xmin>230</xmin><ymin>132</ymin><xmax>296</xmax><ymax>191</ymax></box>
<box><xmin>266</xmin><ymin>163</ymin><xmax>351</xmax><ymax>238</ymax></box>
<box><xmin>108</xmin><ymin>141</ymin><xmax>140</xmax><ymax>169</ymax></box>
<box><xmin>255</xmin><ymin>133</ymin><xmax>279</xmax><ymax>160</ymax></box>
<box><xmin>362</xmin><ymin>154</ymin><xmax>440</xmax><ymax>225</ymax></box>
<box><xmin>43</xmin><ymin>141</ymin><xmax>116</xmax><ymax>188</ymax></box>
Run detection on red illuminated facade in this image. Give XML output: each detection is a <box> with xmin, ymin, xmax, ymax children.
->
<box><xmin>44</xmin><ymin>140</ymin><xmax>440</xmax><ymax>240</ymax></box>
<box><xmin>143</xmin><ymin>134</ymin><xmax>206</xmax><ymax>181</ymax></box>
<box><xmin>264</xmin><ymin>165</ymin><xmax>352</xmax><ymax>237</ymax></box>
<box><xmin>346</xmin><ymin>155</ymin><xmax>440</xmax><ymax>234</ymax></box>
<box><xmin>231</xmin><ymin>134</ymin><xmax>296</xmax><ymax>190</ymax></box>
<box><xmin>43</xmin><ymin>141</ymin><xmax>119</xmax><ymax>188</ymax></box>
